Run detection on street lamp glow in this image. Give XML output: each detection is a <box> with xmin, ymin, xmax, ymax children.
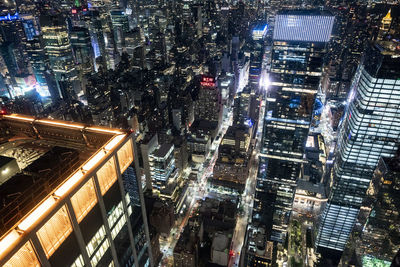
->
<box><xmin>260</xmin><ymin>73</ymin><xmax>271</xmax><ymax>91</ymax></box>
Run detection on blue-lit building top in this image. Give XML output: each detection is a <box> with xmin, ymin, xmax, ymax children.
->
<box><xmin>0</xmin><ymin>12</ymin><xmax>19</xmax><ymax>22</ymax></box>
<box><xmin>252</xmin><ymin>23</ymin><xmax>268</xmax><ymax>41</ymax></box>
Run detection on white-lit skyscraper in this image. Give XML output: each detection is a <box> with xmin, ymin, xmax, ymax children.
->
<box><xmin>254</xmin><ymin>10</ymin><xmax>334</xmax><ymax>242</ymax></box>
<box><xmin>317</xmin><ymin>41</ymin><xmax>400</xmax><ymax>258</ymax></box>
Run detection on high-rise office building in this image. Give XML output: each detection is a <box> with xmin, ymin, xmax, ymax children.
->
<box><xmin>254</xmin><ymin>10</ymin><xmax>333</xmax><ymax>242</ymax></box>
<box><xmin>70</xmin><ymin>27</ymin><xmax>95</xmax><ymax>76</ymax></box>
<box><xmin>0</xmin><ymin>114</ymin><xmax>154</xmax><ymax>267</ymax></box>
<box><xmin>317</xmin><ymin>41</ymin><xmax>400</xmax><ymax>257</ymax></box>
<box><xmin>233</xmin><ymin>88</ymin><xmax>251</xmax><ymax>125</ymax></box>
<box><xmin>194</xmin><ymin>76</ymin><xmax>222</xmax><ymax>125</ymax></box>
<box><xmin>40</xmin><ymin>15</ymin><xmax>80</xmax><ymax>100</ymax></box>
<box><xmin>110</xmin><ymin>9</ymin><xmax>130</xmax><ymax>54</ymax></box>
<box><xmin>25</xmin><ymin>36</ymin><xmax>53</xmax><ymax>98</ymax></box>
<box><xmin>149</xmin><ymin>143</ymin><xmax>178</xmax><ymax>193</ymax></box>
<box><xmin>358</xmin><ymin>153</ymin><xmax>400</xmax><ymax>264</ymax></box>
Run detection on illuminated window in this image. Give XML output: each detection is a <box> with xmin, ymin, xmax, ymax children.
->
<box><xmin>86</xmin><ymin>225</ymin><xmax>106</xmax><ymax>257</ymax></box>
<box><xmin>37</xmin><ymin>205</ymin><xmax>73</xmax><ymax>258</ymax></box>
<box><xmin>71</xmin><ymin>178</ymin><xmax>98</xmax><ymax>223</ymax></box>
<box><xmin>97</xmin><ymin>157</ymin><xmax>117</xmax><ymax>195</ymax></box>
<box><xmin>90</xmin><ymin>238</ymin><xmax>110</xmax><ymax>266</ymax></box>
<box><xmin>108</xmin><ymin>201</ymin><xmax>124</xmax><ymax>229</ymax></box>
<box><xmin>117</xmin><ymin>139</ymin><xmax>134</xmax><ymax>173</ymax></box>
<box><xmin>111</xmin><ymin>214</ymin><xmax>126</xmax><ymax>239</ymax></box>
<box><xmin>125</xmin><ymin>192</ymin><xmax>131</xmax><ymax>205</ymax></box>
<box><xmin>70</xmin><ymin>254</ymin><xmax>84</xmax><ymax>267</ymax></box>
<box><xmin>4</xmin><ymin>241</ymin><xmax>40</xmax><ymax>267</ymax></box>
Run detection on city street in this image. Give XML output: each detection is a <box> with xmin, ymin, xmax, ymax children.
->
<box><xmin>159</xmin><ymin>98</ymin><xmax>266</xmax><ymax>267</ymax></box>
<box><xmin>228</xmin><ymin>98</ymin><xmax>266</xmax><ymax>267</ymax></box>
<box><xmin>159</xmin><ymin>109</ymin><xmax>233</xmax><ymax>266</ymax></box>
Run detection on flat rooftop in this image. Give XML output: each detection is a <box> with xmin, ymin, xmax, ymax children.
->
<box><xmin>277</xmin><ymin>9</ymin><xmax>333</xmax><ymax>16</ymax></box>
<box><xmin>152</xmin><ymin>143</ymin><xmax>173</xmax><ymax>158</ymax></box>
<box><xmin>0</xmin><ymin>114</ymin><xmax>128</xmax><ymax>237</ymax></box>
<box><xmin>375</xmin><ymin>41</ymin><xmax>400</xmax><ymax>56</ymax></box>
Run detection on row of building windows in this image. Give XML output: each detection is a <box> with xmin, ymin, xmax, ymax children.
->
<box><xmin>3</xmin><ymin>140</ymin><xmax>135</xmax><ymax>267</ymax></box>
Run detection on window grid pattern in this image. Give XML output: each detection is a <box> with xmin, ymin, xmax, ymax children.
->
<box><xmin>71</xmin><ymin>178</ymin><xmax>98</xmax><ymax>223</ymax></box>
<box><xmin>37</xmin><ymin>205</ymin><xmax>73</xmax><ymax>258</ymax></box>
<box><xmin>4</xmin><ymin>241</ymin><xmax>40</xmax><ymax>267</ymax></box>
<box><xmin>318</xmin><ymin>64</ymin><xmax>400</xmax><ymax>251</ymax></box>
<box><xmin>117</xmin><ymin>139</ymin><xmax>134</xmax><ymax>173</ymax></box>
<box><xmin>70</xmin><ymin>254</ymin><xmax>84</xmax><ymax>267</ymax></box>
<box><xmin>86</xmin><ymin>225</ymin><xmax>106</xmax><ymax>257</ymax></box>
<box><xmin>97</xmin><ymin>157</ymin><xmax>117</xmax><ymax>195</ymax></box>
<box><xmin>90</xmin><ymin>238</ymin><xmax>110</xmax><ymax>266</ymax></box>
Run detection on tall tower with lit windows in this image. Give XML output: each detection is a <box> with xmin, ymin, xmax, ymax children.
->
<box><xmin>253</xmin><ymin>10</ymin><xmax>334</xmax><ymax>242</ymax></box>
<box><xmin>316</xmin><ymin>41</ymin><xmax>400</xmax><ymax>261</ymax></box>
<box><xmin>40</xmin><ymin>15</ymin><xmax>80</xmax><ymax>100</ymax></box>
<box><xmin>0</xmin><ymin>114</ymin><xmax>154</xmax><ymax>267</ymax></box>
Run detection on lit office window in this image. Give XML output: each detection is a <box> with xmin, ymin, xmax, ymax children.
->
<box><xmin>71</xmin><ymin>178</ymin><xmax>98</xmax><ymax>223</ymax></box>
<box><xmin>111</xmin><ymin>214</ymin><xmax>126</xmax><ymax>239</ymax></box>
<box><xmin>128</xmin><ymin>205</ymin><xmax>132</xmax><ymax>216</ymax></box>
<box><xmin>125</xmin><ymin>192</ymin><xmax>131</xmax><ymax>205</ymax></box>
<box><xmin>97</xmin><ymin>157</ymin><xmax>117</xmax><ymax>195</ymax></box>
<box><xmin>117</xmin><ymin>139</ymin><xmax>134</xmax><ymax>173</ymax></box>
<box><xmin>90</xmin><ymin>238</ymin><xmax>110</xmax><ymax>266</ymax></box>
<box><xmin>4</xmin><ymin>241</ymin><xmax>40</xmax><ymax>267</ymax></box>
<box><xmin>108</xmin><ymin>201</ymin><xmax>124</xmax><ymax>228</ymax></box>
<box><xmin>37</xmin><ymin>205</ymin><xmax>73</xmax><ymax>258</ymax></box>
<box><xmin>86</xmin><ymin>225</ymin><xmax>106</xmax><ymax>257</ymax></box>
<box><xmin>70</xmin><ymin>254</ymin><xmax>84</xmax><ymax>267</ymax></box>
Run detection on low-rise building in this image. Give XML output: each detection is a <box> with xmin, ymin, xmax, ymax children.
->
<box><xmin>211</xmin><ymin>232</ymin><xmax>230</xmax><ymax>266</ymax></box>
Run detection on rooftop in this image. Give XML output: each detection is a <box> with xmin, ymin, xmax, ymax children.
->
<box><xmin>0</xmin><ymin>114</ymin><xmax>128</xmax><ymax>238</ymax></box>
<box><xmin>277</xmin><ymin>9</ymin><xmax>333</xmax><ymax>16</ymax></box>
<box><xmin>212</xmin><ymin>233</ymin><xmax>229</xmax><ymax>252</ymax></box>
<box><xmin>151</xmin><ymin>143</ymin><xmax>173</xmax><ymax>158</ymax></box>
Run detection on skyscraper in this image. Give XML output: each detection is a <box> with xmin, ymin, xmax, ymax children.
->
<box><xmin>358</xmin><ymin>152</ymin><xmax>400</xmax><ymax>263</ymax></box>
<box><xmin>254</xmin><ymin>10</ymin><xmax>334</xmax><ymax>242</ymax></box>
<box><xmin>40</xmin><ymin>15</ymin><xmax>79</xmax><ymax>100</ymax></box>
<box><xmin>317</xmin><ymin>41</ymin><xmax>400</xmax><ymax>257</ymax></box>
<box><xmin>194</xmin><ymin>75</ymin><xmax>222</xmax><ymax>125</ymax></box>
<box><xmin>0</xmin><ymin>114</ymin><xmax>154</xmax><ymax>267</ymax></box>
<box><xmin>70</xmin><ymin>26</ymin><xmax>95</xmax><ymax>76</ymax></box>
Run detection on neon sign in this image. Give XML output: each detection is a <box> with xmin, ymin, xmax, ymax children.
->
<box><xmin>202</xmin><ymin>77</ymin><xmax>214</xmax><ymax>82</ymax></box>
<box><xmin>0</xmin><ymin>12</ymin><xmax>19</xmax><ymax>21</ymax></box>
<box><xmin>200</xmin><ymin>76</ymin><xmax>215</xmax><ymax>87</ymax></box>
<box><xmin>200</xmin><ymin>82</ymin><xmax>215</xmax><ymax>87</ymax></box>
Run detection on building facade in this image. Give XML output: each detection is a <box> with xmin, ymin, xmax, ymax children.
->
<box><xmin>40</xmin><ymin>15</ymin><xmax>80</xmax><ymax>100</ymax></box>
<box><xmin>194</xmin><ymin>76</ymin><xmax>222</xmax><ymax>125</ymax></box>
<box><xmin>358</xmin><ymin>154</ymin><xmax>400</xmax><ymax>263</ymax></box>
<box><xmin>254</xmin><ymin>10</ymin><xmax>334</xmax><ymax>242</ymax></box>
<box><xmin>0</xmin><ymin>114</ymin><xmax>154</xmax><ymax>267</ymax></box>
<box><xmin>317</xmin><ymin>41</ymin><xmax>400</xmax><ymax>255</ymax></box>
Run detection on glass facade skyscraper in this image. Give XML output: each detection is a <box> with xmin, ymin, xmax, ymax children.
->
<box><xmin>317</xmin><ymin>41</ymin><xmax>400</xmax><ymax>254</ymax></box>
<box><xmin>254</xmin><ymin>10</ymin><xmax>333</xmax><ymax>242</ymax></box>
<box><xmin>40</xmin><ymin>15</ymin><xmax>80</xmax><ymax>100</ymax></box>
